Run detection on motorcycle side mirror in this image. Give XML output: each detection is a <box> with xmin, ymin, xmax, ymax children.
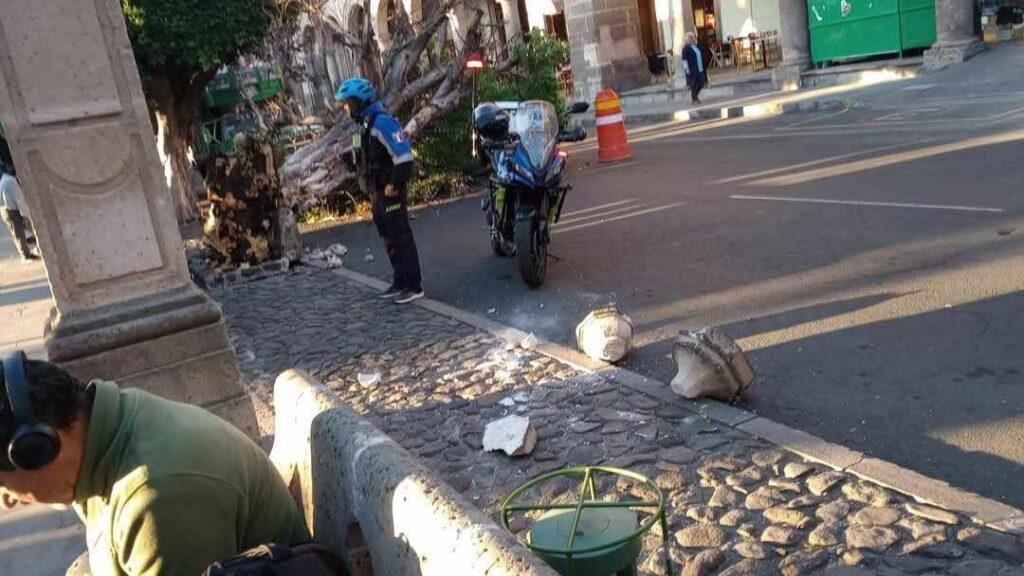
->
<box><xmin>569</xmin><ymin>102</ymin><xmax>590</xmax><ymax>114</ymax></box>
<box><xmin>557</xmin><ymin>126</ymin><xmax>587</xmax><ymax>143</ymax></box>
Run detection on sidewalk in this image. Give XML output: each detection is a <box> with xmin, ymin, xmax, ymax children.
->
<box><xmin>0</xmin><ymin>233</ymin><xmax>51</xmax><ymax>359</ymax></box>
<box><xmin>216</xmin><ymin>266</ymin><xmax>1024</xmax><ymax>575</ymax></box>
<box><xmin>0</xmin><ymin>234</ymin><xmax>85</xmax><ymax>576</ymax></box>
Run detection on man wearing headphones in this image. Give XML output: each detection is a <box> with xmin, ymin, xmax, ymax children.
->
<box><xmin>336</xmin><ymin>77</ymin><xmax>424</xmax><ymax>304</ymax></box>
<box><xmin>0</xmin><ymin>352</ymin><xmax>309</xmax><ymax>575</ymax></box>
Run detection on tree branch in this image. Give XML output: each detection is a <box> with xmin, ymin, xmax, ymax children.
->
<box><xmin>380</xmin><ymin>0</ymin><xmax>461</xmax><ymax>104</ymax></box>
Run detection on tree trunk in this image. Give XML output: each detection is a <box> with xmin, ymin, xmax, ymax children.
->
<box><xmin>155</xmin><ymin>112</ymin><xmax>197</xmax><ymax>222</ymax></box>
<box><xmin>148</xmin><ymin>72</ymin><xmax>214</xmax><ymax>223</ymax></box>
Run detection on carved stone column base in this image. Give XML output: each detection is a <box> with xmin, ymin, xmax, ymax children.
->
<box><xmin>46</xmin><ymin>285</ymin><xmax>257</xmax><ymax>439</ymax></box>
<box><xmin>772</xmin><ymin>62</ymin><xmax>811</xmax><ymax>91</ymax></box>
<box><xmin>923</xmin><ymin>39</ymin><xmax>985</xmax><ymax>71</ymax></box>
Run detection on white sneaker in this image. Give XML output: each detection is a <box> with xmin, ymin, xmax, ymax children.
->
<box><xmin>394</xmin><ymin>290</ymin><xmax>424</xmax><ymax>304</ymax></box>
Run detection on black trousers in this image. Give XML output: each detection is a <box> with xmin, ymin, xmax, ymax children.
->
<box><xmin>1</xmin><ymin>207</ymin><xmax>32</xmax><ymax>258</ymax></box>
<box><xmin>372</xmin><ymin>189</ymin><xmax>422</xmax><ymax>292</ymax></box>
<box><xmin>688</xmin><ymin>72</ymin><xmax>706</xmax><ymax>103</ymax></box>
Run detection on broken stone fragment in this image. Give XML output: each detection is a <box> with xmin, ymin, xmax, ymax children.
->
<box><xmin>357</xmin><ymin>372</ymin><xmax>381</xmax><ymax>388</ymax></box>
<box><xmin>519</xmin><ymin>333</ymin><xmax>539</xmax><ymax>350</ymax></box>
<box><xmin>482</xmin><ymin>415</ymin><xmax>538</xmax><ymax>456</ymax></box>
<box><xmin>576</xmin><ymin>306</ymin><xmax>634</xmax><ymax>363</ymax></box>
<box><xmin>670</xmin><ymin>327</ymin><xmax>755</xmax><ymax>401</ymax></box>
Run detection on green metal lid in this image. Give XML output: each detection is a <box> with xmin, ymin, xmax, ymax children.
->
<box><xmin>529</xmin><ymin>508</ymin><xmax>641</xmax><ymax>574</ymax></box>
<box><xmin>501</xmin><ymin>466</ymin><xmax>673</xmax><ymax>575</ymax></box>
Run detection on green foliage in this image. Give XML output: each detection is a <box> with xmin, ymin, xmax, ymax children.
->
<box><xmin>297</xmin><ymin>172</ymin><xmax>468</xmax><ymax>225</ymax></box>
<box><xmin>414</xmin><ymin>32</ymin><xmax>569</xmax><ymax>175</ymax></box>
<box><xmin>122</xmin><ymin>0</ymin><xmax>271</xmax><ymax>74</ymax></box>
<box><xmin>297</xmin><ymin>182</ymin><xmax>367</xmax><ymax>225</ymax></box>
<box><xmin>414</xmin><ymin>101</ymin><xmax>477</xmax><ymax>175</ymax></box>
<box><xmin>478</xmin><ymin>33</ymin><xmax>569</xmax><ymax>115</ymax></box>
<box><xmin>407</xmin><ymin>171</ymin><xmax>470</xmax><ymax>204</ymax></box>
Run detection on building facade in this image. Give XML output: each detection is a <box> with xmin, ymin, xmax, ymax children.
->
<box><xmin>532</xmin><ymin>0</ymin><xmax>982</xmax><ymax>100</ymax></box>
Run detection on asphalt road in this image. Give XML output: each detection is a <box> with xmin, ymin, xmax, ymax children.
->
<box><xmin>307</xmin><ymin>44</ymin><xmax>1024</xmax><ymax>508</ymax></box>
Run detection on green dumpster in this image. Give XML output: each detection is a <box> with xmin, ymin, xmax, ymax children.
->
<box><xmin>807</xmin><ymin>0</ymin><xmax>936</xmax><ymax>63</ymax></box>
<box><xmin>899</xmin><ymin>0</ymin><xmax>937</xmax><ymax>50</ymax></box>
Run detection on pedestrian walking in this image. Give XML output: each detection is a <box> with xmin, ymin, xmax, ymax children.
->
<box><xmin>336</xmin><ymin>77</ymin><xmax>424</xmax><ymax>304</ymax></box>
<box><xmin>682</xmin><ymin>32</ymin><xmax>707</xmax><ymax>105</ymax></box>
<box><xmin>0</xmin><ymin>161</ymin><xmax>36</xmax><ymax>262</ymax></box>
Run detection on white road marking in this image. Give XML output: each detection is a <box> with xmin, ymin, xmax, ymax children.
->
<box><xmin>711</xmin><ymin>139</ymin><xmax>937</xmax><ymax>185</ymax></box>
<box><xmin>750</xmin><ymin>128</ymin><xmax>1024</xmax><ymax>187</ymax></box>
<box><xmin>583</xmin><ymin>160</ymin><xmax>640</xmax><ymax>174</ymax></box>
<box><xmin>553</xmin><ymin>202</ymin><xmax>685</xmax><ymax>234</ymax></box>
<box><xmin>986</xmin><ymin>104</ymin><xmax>1024</xmax><ymax>121</ymax></box>
<box><xmin>557</xmin><ymin>202</ymin><xmax>649</xmax><ymax>226</ymax></box>
<box><xmin>559</xmin><ymin>199</ymin><xmax>637</xmax><ymax>218</ymax></box>
<box><xmin>900</xmin><ymin>84</ymin><xmax>936</xmax><ymax>91</ymax></box>
<box><xmin>782</xmin><ymin>108</ymin><xmax>848</xmax><ymax>129</ymax></box>
<box><xmin>730</xmin><ymin>195</ymin><xmax>1005</xmax><ymax>213</ymax></box>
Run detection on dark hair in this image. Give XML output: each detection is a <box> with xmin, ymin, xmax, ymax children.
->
<box><xmin>0</xmin><ymin>136</ymin><xmax>14</xmax><ymax>176</ymax></box>
<box><xmin>0</xmin><ymin>360</ymin><xmax>93</xmax><ymax>430</ymax></box>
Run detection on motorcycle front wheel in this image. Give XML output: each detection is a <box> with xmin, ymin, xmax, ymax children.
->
<box><xmin>515</xmin><ymin>211</ymin><xmax>547</xmax><ymax>288</ymax></box>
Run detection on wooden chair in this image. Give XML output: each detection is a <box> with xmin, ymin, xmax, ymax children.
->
<box><xmin>709</xmin><ymin>37</ymin><xmax>729</xmax><ymax>69</ymax></box>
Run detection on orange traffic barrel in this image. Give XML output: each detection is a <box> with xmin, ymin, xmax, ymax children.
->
<box><xmin>594</xmin><ymin>89</ymin><xmax>632</xmax><ymax>162</ymax></box>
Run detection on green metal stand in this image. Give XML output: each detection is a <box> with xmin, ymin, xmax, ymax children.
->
<box><xmin>500</xmin><ymin>466</ymin><xmax>673</xmax><ymax>576</ymax></box>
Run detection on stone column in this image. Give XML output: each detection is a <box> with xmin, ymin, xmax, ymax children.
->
<box><xmin>0</xmin><ymin>0</ymin><xmax>256</xmax><ymax>437</ymax></box>
<box><xmin>565</xmin><ymin>0</ymin><xmax>649</xmax><ymax>102</ymax></box>
<box><xmin>924</xmin><ymin>0</ymin><xmax>984</xmax><ymax>70</ymax></box>
<box><xmin>773</xmin><ymin>0</ymin><xmax>812</xmax><ymax>89</ymax></box>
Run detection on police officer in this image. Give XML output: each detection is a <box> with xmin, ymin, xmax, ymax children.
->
<box><xmin>336</xmin><ymin>77</ymin><xmax>424</xmax><ymax>304</ymax></box>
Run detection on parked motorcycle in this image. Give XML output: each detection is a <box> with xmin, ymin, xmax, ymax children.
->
<box><xmin>473</xmin><ymin>100</ymin><xmax>589</xmax><ymax>288</ymax></box>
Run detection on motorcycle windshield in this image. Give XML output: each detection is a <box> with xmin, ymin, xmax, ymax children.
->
<box><xmin>510</xmin><ymin>101</ymin><xmax>559</xmax><ymax>173</ymax></box>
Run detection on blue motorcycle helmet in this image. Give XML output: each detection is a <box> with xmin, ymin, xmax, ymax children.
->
<box><xmin>335</xmin><ymin>77</ymin><xmax>376</xmax><ymax>115</ymax></box>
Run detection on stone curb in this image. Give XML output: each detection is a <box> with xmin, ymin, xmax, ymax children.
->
<box><xmin>331</xmin><ymin>266</ymin><xmax>1024</xmax><ymax>535</ymax></box>
<box><xmin>779</xmin><ymin>98</ymin><xmax>857</xmax><ymax>113</ymax></box>
<box><xmin>583</xmin><ymin>96</ymin><xmax>849</xmax><ymax>130</ymax></box>
<box><xmin>192</xmin><ymin>257</ymin><xmax>293</xmax><ymax>291</ymax></box>
<box><xmin>270</xmin><ymin>369</ymin><xmax>561</xmax><ymax>576</ymax></box>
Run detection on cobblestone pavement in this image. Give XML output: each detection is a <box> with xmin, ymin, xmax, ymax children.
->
<box><xmin>217</xmin><ymin>268</ymin><xmax>1024</xmax><ymax>576</ymax></box>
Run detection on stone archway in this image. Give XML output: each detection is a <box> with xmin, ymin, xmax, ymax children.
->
<box><xmin>374</xmin><ymin>0</ymin><xmax>417</xmax><ymax>49</ymax></box>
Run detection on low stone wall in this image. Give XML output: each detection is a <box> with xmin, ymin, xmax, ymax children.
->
<box><xmin>269</xmin><ymin>369</ymin><xmax>559</xmax><ymax>576</ymax></box>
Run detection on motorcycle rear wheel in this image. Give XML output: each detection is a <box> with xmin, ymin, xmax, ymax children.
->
<box><xmin>515</xmin><ymin>213</ymin><xmax>547</xmax><ymax>288</ymax></box>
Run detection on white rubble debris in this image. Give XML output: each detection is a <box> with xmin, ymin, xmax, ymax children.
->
<box><xmin>670</xmin><ymin>327</ymin><xmax>755</xmax><ymax>402</ymax></box>
<box><xmin>482</xmin><ymin>415</ymin><xmax>538</xmax><ymax>456</ymax></box>
<box><xmin>357</xmin><ymin>372</ymin><xmax>381</xmax><ymax>388</ymax></box>
<box><xmin>519</xmin><ymin>333</ymin><xmax>539</xmax><ymax>350</ymax></box>
<box><xmin>576</xmin><ymin>306</ymin><xmax>634</xmax><ymax>363</ymax></box>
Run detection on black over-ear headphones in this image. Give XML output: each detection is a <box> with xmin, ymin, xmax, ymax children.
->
<box><xmin>2</xmin><ymin>351</ymin><xmax>60</xmax><ymax>470</ymax></box>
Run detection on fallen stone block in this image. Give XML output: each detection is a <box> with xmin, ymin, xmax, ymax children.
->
<box><xmin>357</xmin><ymin>372</ymin><xmax>381</xmax><ymax>389</ymax></box>
<box><xmin>671</xmin><ymin>327</ymin><xmax>755</xmax><ymax>402</ymax></box>
<box><xmin>575</xmin><ymin>306</ymin><xmax>634</xmax><ymax>363</ymax></box>
<box><xmin>482</xmin><ymin>415</ymin><xmax>538</xmax><ymax>456</ymax></box>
